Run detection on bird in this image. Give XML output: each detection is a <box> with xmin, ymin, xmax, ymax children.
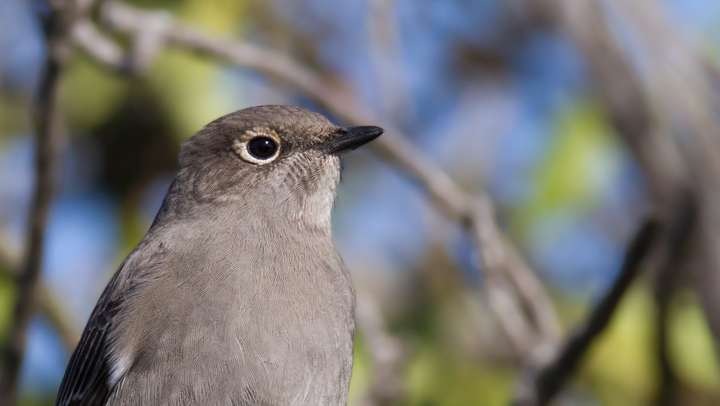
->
<box><xmin>55</xmin><ymin>105</ymin><xmax>384</xmax><ymax>406</ymax></box>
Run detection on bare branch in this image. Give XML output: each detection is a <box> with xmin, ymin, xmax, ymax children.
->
<box><xmin>0</xmin><ymin>233</ymin><xmax>21</xmax><ymax>273</ymax></box>
<box><xmin>475</xmin><ymin>197</ymin><xmax>561</xmax><ymax>356</ymax></box>
<box><xmin>655</xmin><ymin>282</ymin><xmax>678</xmax><ymax>406</ymax></box>
<box><xmin>0</xmin><ymin>0</ymin><xmax>88</xmax><ymax>402</ymax></box>
<box><xmin>512</xmin><ymin>0</ymin><xmax>708</xmax><ymax>403</ymax></box>
<box><xmin>471</xmin><ymin>198</ymin><xmax>555</xmax><ymax>358</ymax></box>
<box><xmin>0</xmin><ymin>251</ymin><xmax>80</xmax><ymax>351</ymax></box>
<box><xmin>503</xmin><ymin>237</ymin><xmax>561</xmax><ymax>355</ymax></box>
<box><xmin>40</xmin><ymin>286</ymin><xmax>81</xmax><ymax>349</ymax></box>
<box><xmin>71</xmin><ymin>19</ymin><xmax>126</xmax><ymax>69</ymax></box>
<box><xmin>652</xmin><ymin>192</ymin><xmax>698</xmax><ymax>406</ymax></box>
<box><xmin>94</xmin><ymin>0</ymin><xmax>561</xmax><ymax>361</ymax></box>
<box><xmin>355</xmin><ymin>291</ymin><xmax>407</xmax><ymax>406</ymax></box>
<box><xmin>515</xmin><ymin>219</ymin><xmax>661</xmax><ymax>406</ymax></box>
<box><xmin>604</xmin><ymin>0</ymin><xmax>720</xmax><ymax>352</ymax></box>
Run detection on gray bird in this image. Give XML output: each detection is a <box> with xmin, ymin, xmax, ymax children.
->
<box><xmin>55</xmin><ymin>105</ymin><xmax>384</xmax><ymax>406</ymax></box>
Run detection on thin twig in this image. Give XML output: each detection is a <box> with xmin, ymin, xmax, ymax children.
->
<box><xmin>355</xmin><ymin>291</ymin><xmax>407</xmax><ymax>406</ymax></box>
<box><xmin>531</xmin><ymin>0</ymin><xmax>720</xmax><ymax>397</ymax></box>
<box><xmin>0</xmin><ymin>0</ymin><xmax>84</xmax><ymax>403</ymax></box>
<box><xmin>0</xmin><ymin>251</ymin><xmax>80</xmax><ymax>351</ymax></box>
<box><xmin>0</xmin><ymin>224</ymin><xmax>81</xmax><ymax>351</ymax></box>
<box><xmin>85</xmin><ymin>0</ymin><xmax>560</xmax><ymax>359</ymax></box>
<box><xmin>515</xmin><ymin>219</ymin><xmax>661</xmax><ymax>406</ymax></box>
<box><xmin>604</xmin><ymin>0</ymin><xmax>720</xmax><ymax>355</ymax></box>
<box><xmin>655</xmin><ymin>286</ymin><xmax>676</xmax><ymax>406</ymax></box>
<box><xmin>653</xmin><ymin>192</ymin><xmax>697</xmax><ymax>406</ymax></box>
<box><xmin>471</xmin><ymin>197</ymin><xmax>554</xmax><ymax>358</ymax></box>
<box><xmin>71</xmin><ymin>19</ymin><xmax>127</xmax><ymax>70</ymax></box>
<box><xmin>0</xmin><ymin>233</ymin><xmax>21</xmax><ymax>274</ymax></box>
<box><xmin>40</xmin><ymin>286</ymin><xmax>81</xmax><ymax>349</ymax></box>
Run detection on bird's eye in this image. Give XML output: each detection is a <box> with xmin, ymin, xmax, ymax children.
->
<box><xmin>234</xmin><ymin>135</ymin><xmax>281</xmax><ymax>165</ymax></box>
<box><xmin>247</xmin><ymin>137</ymin><xmax>277</xmax><ymax>159</ymax></box>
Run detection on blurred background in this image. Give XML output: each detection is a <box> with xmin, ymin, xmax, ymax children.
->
<box><xmin>2</xmin><ymin>0</ymin><xmax>720</xmax><ymax>405</ymax></box>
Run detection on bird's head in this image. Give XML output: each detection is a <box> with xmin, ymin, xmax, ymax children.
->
<box><xmin>170</xmin><ymin>105</ymin><xmax>383</xmax><ymax>229</ymax></box>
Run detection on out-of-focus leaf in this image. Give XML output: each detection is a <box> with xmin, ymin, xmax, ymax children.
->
<box><xmin>0</xmin><ymin>275</ymin><xmax>17</xmax><ymax>342</ymax></box>
<box><xmin>405</xmin><ymin>340</ymin><xmax>514</xmax><ymax>406</ymax></box>
<box><xmin>582</xmin><ymin>285</ymin><xmax>720</xmax><ymax>404</ymax></box>
<box><xmin>147</xmin><ymin>0</ymin><xmax>245</xmax><ymax>140</ymax></box>
<box><xmin>348</xmin><ymin>335</ymin><xmax>371</xmax><ymax>406</ymax></box>
<box><xmin>58</xmin><ymin>58</ymin><xmax>129</xmax><ymax>130</ymax></box>
<box><xmin>147</xmin><ymin>50</ymin><xmax>232</xmax><ymax>139</ymax></box>
<box><xmin>18</xmin><ymin>394</ymin><xmax>56</xmax><ymax>406</ymax></box>
<box><xmin>515</xmin><ymin>100</ymin><xmax>622</xmax><ymax>235</ymax></box>
<box><xmin>583</xmin><ymin>284</ymin><xmax>656</xmax><ymax>403</ymax></box>
<box><xmin>177</xmin><ymin>0</ymin><xmax>245</xmax><ymax>33</ymax></box>
<box><xmin>668</xmin><ymin>291</ymin><xmax>720</xmax><ymax>392</ymax></box>
<box><xmin>0</xmin><ymin>96</ymin><xmax>31</xmax><ymax>137</ymax></box>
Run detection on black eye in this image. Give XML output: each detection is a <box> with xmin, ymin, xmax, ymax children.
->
<box><xmin>247</xmin><ymin>137</ymin><xmax>278</xmax><ymax>159</ymax></box>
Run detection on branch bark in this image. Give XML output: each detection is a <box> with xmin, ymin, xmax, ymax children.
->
<box><xmin>652</xmin><ymin>192</ymin><xmax>698</xmax><ymax>406</ymax></box>
<box><xmin>606</xmin><ymin>0</ymin><xmax>720</xmax><ymax>353</ymax></box>
<box><xmin>518</xmin><ymin>0</ymin><xmax>720</xmax><ymax>403</ymax></box>
<box><xmin>515</xmin><ymin>219</ymin><xmax>661</xmax><ymax>406</ymax></box>
<box><xmin>0</xmin><ymin>244</ymin><xmax>80</xmax><ymax>351</ymax></box>
<box><xmin>355</xmin><ymin>291</ymin><xmax>407</xmax><ymax>406</ymax></box>
<box><xmin>0</xmin><ymin>1</ymin><xmax>88</xmax><ymax>403</ymax></box>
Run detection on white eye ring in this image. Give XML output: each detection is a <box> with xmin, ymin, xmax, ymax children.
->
<box><xmin>233</xmin><ymin>134</ymin><xmax>281</xmax><ymax>165</ymax></box>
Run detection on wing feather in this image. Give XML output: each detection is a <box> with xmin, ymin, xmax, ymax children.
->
<box><xmin>55</xmin><ymin>272</ymin><xmax>123</xmax><ymax>406</ymax></box>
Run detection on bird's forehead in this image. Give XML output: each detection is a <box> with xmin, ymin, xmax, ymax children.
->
<box><xmin>218</xmin><ymin>106</ymin><xmax>338</xmax><ymax>143</ymax></box>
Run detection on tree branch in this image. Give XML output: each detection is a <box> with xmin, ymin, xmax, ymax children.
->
<box><xmin>0</xmin><ymin>239</ymin><xmax>80</xmax><ymax>351</ymax></box>
<box><xmin>515</xmin><ymin>218</ymin><xmax>661</xmax><ymax>406</ymax></box>
<box><xmin>355</xmin><ymin>291</ymin><xmax>407</xmax><ymax>406</ymax></box>
<box><xmin>652</xmin><ymin>191</ymin><xmax>698</xmax><ymax>406</ymax></box>
<box><xmin>522</xmin><ymin>1</ymin><xmax>720</xmax><ymax>403</ymax></box>
<box><xmin>0</xmin><ymin>0</ymin><xmax>87</xmax><ymax>403</ymax></box>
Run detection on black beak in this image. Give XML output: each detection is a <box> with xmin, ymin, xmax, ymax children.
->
<box><xmin>320</xmin><ymin>126</ymin><xmax>385</xmax><ymax>155</ymax></box>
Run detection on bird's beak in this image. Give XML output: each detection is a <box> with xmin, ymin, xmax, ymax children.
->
<box><xmin>320</xmin><ymin>126</ymin><xmax>385</xmax><ymax>155</ymax></box>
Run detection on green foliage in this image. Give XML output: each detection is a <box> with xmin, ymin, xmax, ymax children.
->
<box><xmin>349</xmin><ymin>334</ymin><xmax>372</xmax><ymax>405</ymax></box>
<box><xmin>668</xmin><ymin>291</ymin><xmax>720</xmax><ymax>393</ymax></box>
<box><xmin>0</xmin><ymin>274</ymin><xmax>17</xmax><ymax>343</ymax></box>
<box><xmin>404</xmin><ymin>341</ymin><xmax>514</xmax><ymax>406</ymax></box>
<box><xmin>0</xmin><ymin>96</ymin><xmax>32</xmax><ymax>138</ymax></box>
<box><xmin>514</xmin><ymin>99</ymin><xmax>623</xmax><ymax>237</ymax></box>
<box><xmin>145</xmin><ymin>0</ymin><xmax>246</xmax><ymax>140</ymax></box>
<box><xmin>147</xmin><ymin>49</ymin><xmax>233</xmax><ymax>140</ymax></box>
<box><xmin>583</xmin><ymin>283</ymin><xmax>658</xmax><ymax>403</ymax></box>
<box><xmin>58</xmin><ymin>58</ymin><xmax>129</xmax><ymax>130</ymax></box>
<box><xmin>580</xmin><ymin>284</ymin><xmax>720</xmax><ymax>405</ymax></box>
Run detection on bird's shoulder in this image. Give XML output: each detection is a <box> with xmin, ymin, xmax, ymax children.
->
<box><xmin>54</xmin><ymin>239</ymin><xmax>167</xmax><ymax>406</ymax></box>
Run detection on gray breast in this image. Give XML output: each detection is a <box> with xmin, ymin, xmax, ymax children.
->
<box><xmin>106</xmin><ymin>223</ymin><xmax>356</xmax><ymax>406</ymax></box>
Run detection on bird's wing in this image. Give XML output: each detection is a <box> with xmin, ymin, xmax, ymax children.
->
<box><xmin>55</xmin><ymin>271</ymin><xmax>124</xmax><ymax>406</ymax></box>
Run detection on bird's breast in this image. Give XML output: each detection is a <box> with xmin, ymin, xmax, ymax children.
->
<box><xmin>109</xmin><ymin>224</ymin><xmax>355</xmax><ymax>405</ymax></box>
